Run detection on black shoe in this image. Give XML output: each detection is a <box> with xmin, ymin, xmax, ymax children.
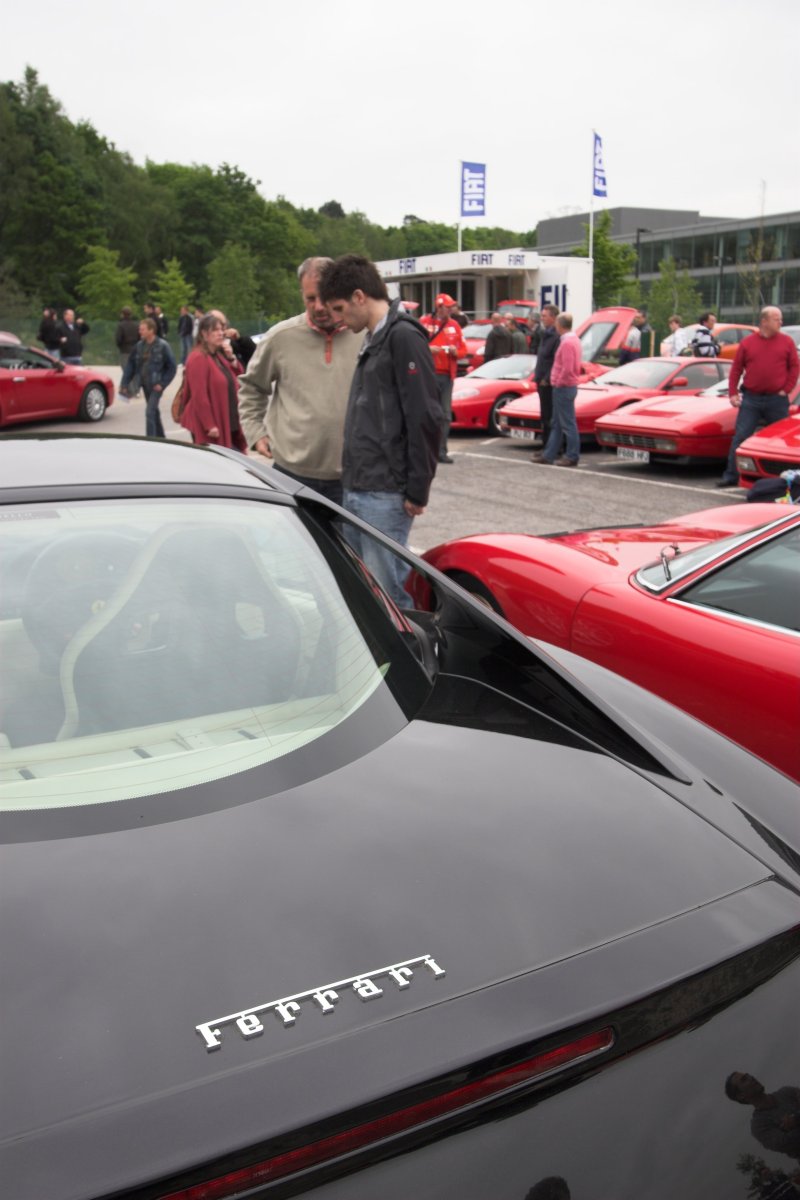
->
<box><xmin>555</xmin><ymin>456</ymin><xmax>579</xmax><ymax>467</ymax></box>
<box><xmin>715</xmin><ymin>478</ymin><xmax>739</xmax><ymax>488</ymax></box>
<box><xmin>439</xmin><ymin>455</ymin><xmax>454</xmax><ymax>464</ymax></box>
<box><xmin>531</xmin><ymin>453</ymin><xmax>553</xmax><ymax>464</ymax></box>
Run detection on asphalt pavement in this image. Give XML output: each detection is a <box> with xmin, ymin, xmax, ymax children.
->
<box><xmin>20</xmin><ymin>364</ymin><xmax>743</xmax><ymax>554</ymax></box>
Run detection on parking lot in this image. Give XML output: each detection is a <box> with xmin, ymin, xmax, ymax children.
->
<box><xmin>19</xmin><ymin>363</ymin><xmax>742</xmax><ymax>554</ymax></box>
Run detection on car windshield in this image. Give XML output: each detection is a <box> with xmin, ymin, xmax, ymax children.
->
<box><xmin>469</xmin><ymin>355</ymin><xmax>536</xmax><ymax>380</ymax></box>
<box><xmin>635</xmin><ymin>517</ymin><xmax>789</xmax><ymax>591</ymax></box>
<box><xmin>578</xmin><ymin>321</ymin><xmax>616</xmax><ymax>361</ymax></box>
<box><xmin>499</xmin><ymin>304</ymin><xmax>536</xmax><ymax>318</ymax></box>
<box><xmin>0</xmin><ymin>498</ymin><xmax>427</xmax><ymax>811</ymax></box>
<box><xmin>462</xmin><ymin>324</ymin><xmax>490</xmax><ymax>340</ymax></box>
<box><xmin>594</xmin><ymin>361</ymin><xmax>677</xmax><ymax>390</ymax></box>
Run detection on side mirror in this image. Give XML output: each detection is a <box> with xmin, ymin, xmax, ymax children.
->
<box><xmin>670</xmin><ymin>376</ymin><xmax>688</xmax><ymax>388</ymax></box>
<box><xmin>55</xmin><ymin>360</ymin><xmax>65</xmax><ymax>373</ymax></box>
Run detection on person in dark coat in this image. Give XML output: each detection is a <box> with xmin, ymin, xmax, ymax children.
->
<box><xmin>37</xmin><ymin>307</ymin><xmax>62</xmax><ymax>358</ymax></box>
<box><xmin>119</xmin><ymin>318</ymin><xmax>177</xmax><ymax>438</ymax></box>
<box><xmin>115</xmin><ymin>307</ymin><xmax>140</xmax><ymax>370</ymax></box>
<box><xmin>180</xmin><ymin>314</ymin><xmax>247</xmax><ymax>451</ymax></box>
<box><xmin>483</xmin><ymin>312</ymin><xmax>513</xmax><ymax>362</ymax></box>
<box><xmin>58</xmin><ymin>309</ymin><xmax>90</xmax><ymax>364</ymax></box>
<box><xmin>532</xmin><ymin>303</ymin><xmax>560</xmax><ymax>448</ymax></box>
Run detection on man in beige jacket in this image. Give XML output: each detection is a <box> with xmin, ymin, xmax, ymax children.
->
<box><xmin>238</xmin><ymin>257</ymin><xmax>363</xmax><ymax>504</ymax></box>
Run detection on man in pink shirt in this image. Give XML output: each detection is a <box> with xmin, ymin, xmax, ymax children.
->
<box><xmin>533</xmin><ymin>313</ymin><xmax>582</xmax><ymax>466</ymax></box>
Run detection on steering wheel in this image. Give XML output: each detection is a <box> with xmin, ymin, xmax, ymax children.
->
<box><xmin>22</xmin><ymin>532</ymin><xmax>142</xmax><ymax>673</ymax></box>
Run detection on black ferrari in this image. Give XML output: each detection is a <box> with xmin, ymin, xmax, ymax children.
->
<box><xmin>1</xmin><ymin>435</ymin><xmax>799</xmax><ymax>1200</ymax></box>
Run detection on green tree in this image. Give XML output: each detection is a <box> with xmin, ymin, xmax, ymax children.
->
<box><xmin>77</xmin><ymin>245</ymin><xmax>137</xmax><ymax>319</ymax></box>
<box><xmin>204</xmin><ymin>243</ymin><xmax>260</xmax><ymax>320</ymax></box>
<box><xmin>574</xmin><ymin>210</ymin><xmax>637</xmax><ymax>308</ymax></box>
<box><xmin>644</xmin><ymin>259</ymin><xmax>703</xmax><ymax>347</ymax></box>
<box><xmin>151</xmin><ymin>257</ymin><xmax>193</xmax><ymax>317</ymax></box>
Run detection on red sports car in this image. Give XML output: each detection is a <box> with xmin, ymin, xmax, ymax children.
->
<box><xmin>0</xmin><ymin>341</ymin><xmax>114</xmax><ymax>427</ymax></box>
<box><xmin>409</xmin><ymin>505</ymin><xmax>800</xmax><ymax>781</ymax></box>
<box><xmin>457</xmin><ymin>320</ymin><xmax>491</xmax><ymax>375</ymax></box>
<box><xmin>736</xmin><ymin>412</ymin><xmax>800</xmax><ymax>487</ymax></box>
<box><xmin>498</xmin><ymin>357</ymin><xmax>730</xmax><ymax>445</ymax></box>
<box><xmin>595</xmin><ymin>378</ymin><xmax>800</xmax><ymax>464</ymax></box>
<box><xmin>451</xmin><ymin>354</ymin><xmax>537</xmax><ymax>435</ymax></box>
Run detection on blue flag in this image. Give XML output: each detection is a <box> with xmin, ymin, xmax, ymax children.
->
<box><xmin>592</xmin><ymin>134</ymin><xmax>607</xmax><ymax>198</ymax></box>
<box><xmin>461</xmin><ymin>162</ymin><xmax>486</xmax><ymax>217</ymax></box>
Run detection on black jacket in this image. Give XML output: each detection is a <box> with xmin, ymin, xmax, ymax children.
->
<box><xmin>534</xmin><ymin>324</ymin><xmax>559</xmax><ymax>383</ymax></box>
<box><xmin>58</xmin><ymin>320</ymin><xmax>90</xmax><ymax>357</ymax></box>
<box><xmin>342</xmin><ymin>300</ymin><xmax>441</xmax><ymax>507</ymax></box>
<box><xmin>115</xmin><ymin>318</ymin><xmax>140</xmax><ymax>355</ymax></box>
<box><xmin>177</xmin><ymin>313</ymin><xmax>193</xmax><ymax>338</ymax></box>
<box><xmin>37</xmin><ymin>316</ymin><xmax>61</xmax><ymax>352</ymax></box>
<box><xmin>483</xmin><ymin>325</ymin><xmax>513</xmax><ymax>362</ymax></box>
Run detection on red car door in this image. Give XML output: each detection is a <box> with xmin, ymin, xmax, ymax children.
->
<box><xmin>0</xmin><ymin>345</ymin><xmax>69</xmax><ymax>424</ymax></box>
<box><xmin>571</xmin><ymin>526</ymin><xmax>800</xmax><ymax>779</ymax></box>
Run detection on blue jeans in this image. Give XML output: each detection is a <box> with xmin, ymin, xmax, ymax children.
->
<box><xmin>722</xmin><ymin>390</ymin><xmax>790</xmax><ymax>482</ymax></box>
<box><xmin>543</xmin><ymin>385</ymin><xmax>580</xmax><ymax>463</ymax></box>
<box><xmin>342</xmin><ymin>490</ymin><xmax>414</xmax><ymax>609</ymax></box>
<box><xmin>62</xmin><ymin>356</ymin><xmax>82</xmax><ymax>365</ymax></box>
<box><xmin>145</xmin><ymin>387</ymin><xmax>166</xmax><ymax>438</ymax></box>
<box><xmin>180</xmin><ymin>334</ymin><xmax>193</xmax><ymax>364</ymax></box>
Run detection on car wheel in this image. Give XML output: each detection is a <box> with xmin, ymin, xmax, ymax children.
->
<box><xmin>79</xmin><ymin>384</ymin><xmax>108</xmax><ymax>422</ymax></box>
<box><xmin>447</xmin><ymin>571</ymin><xmax>504</xmax><ymax>616</ymax></box>
<box><xmin>489</xmin><ymin>393</ymin><xmax>517</xmax><ymax>436</ymax></box>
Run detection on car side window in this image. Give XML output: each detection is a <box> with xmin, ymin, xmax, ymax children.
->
<box><xmin>680</xmin><ymin>363</ymin><xmax>724</xmax><ymax>390</ymax></box>
<box><xmin>677</xmin><ymin>526</ymin><xmax>800</xmax><ymax>632</ymax></box>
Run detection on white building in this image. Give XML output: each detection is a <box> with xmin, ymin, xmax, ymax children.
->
<box><xmin>375</xmin><ymin>249</ymin><xmax>593</xmax><ymax>323</ymax></box>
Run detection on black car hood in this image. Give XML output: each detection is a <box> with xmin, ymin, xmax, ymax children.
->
<box><xmin>0</xmin><ymin>699</ymin><xmax>777</xmax><ymax>1197</ymax></box>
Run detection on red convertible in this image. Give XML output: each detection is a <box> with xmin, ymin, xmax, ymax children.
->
<box><xmin>409</xmin><ymin>505</ymin><xmax>800</xmax><ymax>781</ymax></box>
<box><xmin>595</xmin><ymin>379</ymin><xmax>800</xmax><ymax>464</ymax></box>
<box><xmin>499</xmin><ymin>357</ymin><xmax>730</xmax><ymax>444</ymax></box>
<box><xmin>0</xmin><ymin>340</ymin><xmax>114</xmax><ymax>427</ymax></box>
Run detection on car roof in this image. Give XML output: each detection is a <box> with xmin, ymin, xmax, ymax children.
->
<box><xmin>0</xmin><ymin>434</ymin><xmax>293</xmax><ymax>495</ymax></box>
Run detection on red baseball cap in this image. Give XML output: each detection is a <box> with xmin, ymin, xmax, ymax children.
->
<box><xmin>435</xmin><ymin>293</ymin><xmax>456</xmax><ymax>307</ymax></box>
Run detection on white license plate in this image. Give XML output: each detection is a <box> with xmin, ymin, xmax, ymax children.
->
<box><xmin>510</xmin><ymin>428</ymin><xmax>538</xmax><ymax>441</ymax></box>
<box><xmin>616</xmin><ymin>447</ymin><xmax>650</xmax><ymax>463</ymax></box>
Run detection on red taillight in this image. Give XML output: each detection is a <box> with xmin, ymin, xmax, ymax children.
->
<box><xmin>159</xmin><ymin>1028</ymin><xmax>613</xmax><ymax>1199</ymax></box>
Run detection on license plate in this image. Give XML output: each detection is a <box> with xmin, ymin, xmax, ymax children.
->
<box><xmin>510</xmin><ymin>428</ymin><xmax>538</xmax><ymax>441</ymax></box>
<box><xmin>616</xmin><ymin>447</ymin><xmax>650</xmax><ymax>463</ymax></box>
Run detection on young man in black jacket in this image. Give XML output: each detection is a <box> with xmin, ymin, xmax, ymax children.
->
<box><xmin>532</xmin><ymin>303</ymin><xmax>560</xmax><ymax>451</ymax></box>
<box><xmin>318</xmin><ymin>254</ymin><xmax>441</xmax><ymax>609</ymax></box>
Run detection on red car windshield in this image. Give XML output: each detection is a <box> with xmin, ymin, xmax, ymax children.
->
<box><xmin>468</xmin><ymin>355</ymin><xmax>536</xmax><ymax>381</ymax></box>
<box><xmin>594</xmin><ymin>361</ymin><xmax>678</xmax><ymax>390</ymax></box>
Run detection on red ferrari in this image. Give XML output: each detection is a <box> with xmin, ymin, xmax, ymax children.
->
<box><xmin>736</xmin><ymin>412</ymin><xmax>800</xmax><ymax>487</ymax></box>
<box><xmin>0</xmin><ymin>341</ymin><xmax>114</xmax><ymax>427</ymax></box>
<box><xmin>451</xmin><ymin>354</ymin><xmax>537</xmax><ymax>435</ymax></box>
<box><xmin>595</xmin><ymin>379</ymin><xmax>800</xmax><ymax>464</ymax></box>
<box><xmin>498</xmin><ymin>357</ymin><xmax>730</xmax><ymax>445</ymax></box>
<box><xmin>457</xmin><ymin>320</ymin><xmax>491</xmax><ymax>375</ymax></box>
<box><xmin>409</xmin><ymin>505</ymin><xmax>800</xmax><ymax>781</ymax></box>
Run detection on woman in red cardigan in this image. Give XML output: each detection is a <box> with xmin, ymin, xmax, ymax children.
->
<box><xmin>181</xmin><ymin>314</ymin><xmax>247</xmax><ymax>450</ymax></box>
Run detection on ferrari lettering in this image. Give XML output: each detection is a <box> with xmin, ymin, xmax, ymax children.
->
<box><xmin>196</xmin><ymin>954</ymin><xmax>447</xmax><ymax>1051</ymax></box>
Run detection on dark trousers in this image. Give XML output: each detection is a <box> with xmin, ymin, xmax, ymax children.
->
<box><xmin>537</xmin><ymin>382</ymin><xmax>553</xmax><ymax>447</ymax></box>
<box><xmin>273</xmin><ymin>464</ymin><xmax>343</xmax><ymax>506</ymax></box>
<box><xmin>434</xmin><ymin>374</ymin><xmax>453</xmax><ymax>459</ymax></box>
<box><xmin>722</xmin><ymin>390</ymin><xmax>790</xmax><ymax>482</ymax></box>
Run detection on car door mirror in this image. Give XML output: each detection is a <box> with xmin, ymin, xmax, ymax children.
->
<box><xmin>670</xmin><ymin>377</ymin><xmax>688</xmax><ymax>388</ymax></box>
<box><xmin>55</xmin><ymin>360</ymin><xmax>65</xmax><ymax>373</ymax></box>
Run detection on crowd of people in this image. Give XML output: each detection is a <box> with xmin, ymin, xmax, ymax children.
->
<box><xmin>36</xmin><ymin>279</ymin><xmax>798</xmax><ymax>595</ymax></box>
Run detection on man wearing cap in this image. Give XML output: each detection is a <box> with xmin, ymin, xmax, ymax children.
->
<box><xmin>420</xmin><ymin>293</ymin><xmax>467</xmax><ymax>463</ymax></box>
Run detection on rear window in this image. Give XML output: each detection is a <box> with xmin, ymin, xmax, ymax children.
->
<box><xmin>0</xmin><ymin>499</ymin><xmax>404</xmax><ymax>810</ymax></box>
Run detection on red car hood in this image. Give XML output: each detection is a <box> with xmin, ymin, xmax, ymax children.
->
<box><xmin>738</xmin><ymin>413</ymin><xmax>800</xmax><ymax>455</ymax></box>
<box><xmin>424</xmin><ymin>505</ymin><xmax>782</xmax><ymax>579</ymax></box>
<box><xmin>596</xmin><ymin>395</ymin><xmax>736</xmax><ymax>434</ymax></box>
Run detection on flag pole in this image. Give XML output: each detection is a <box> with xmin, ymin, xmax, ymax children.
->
<box><xmin>589</xmin><ymin>131</ymin><xmax>595</xmax><ymax>265</ymax></box>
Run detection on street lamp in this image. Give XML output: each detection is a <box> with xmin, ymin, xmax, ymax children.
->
<box><xmin>635</xmin><ymin>227</ymin><xmax>652</xmax><ymax>280</ymax></box>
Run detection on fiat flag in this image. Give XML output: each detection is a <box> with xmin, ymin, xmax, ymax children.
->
<box><xmin>592</xmin><ymin>134</ymin><xmax>608</xmax><ymax>198</ymax></box>
<box><xmin>460</xmin><ymin>162</ymin><xmax>486</xmax><ymax>217</ymax></box>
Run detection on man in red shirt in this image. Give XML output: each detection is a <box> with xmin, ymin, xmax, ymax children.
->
<box><xmin>533</xmin><ymin>313</ymin><xmax>583</xmax><ymax>467</ymax></box>
<box><xmin>420</xmin><ymin>293</ymin><xmax>467</xmax><ymax>463</ymax></box>
<box><xmin>717</xmin><ymin>306</ymin><xmax>800</xmax><ymax>486</ymax></box>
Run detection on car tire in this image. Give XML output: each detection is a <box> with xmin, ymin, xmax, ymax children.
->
<box><xmin>447</xmin><ymin>571</ymin><xmax>504</xmax><ymax>616</ymax></box>
<box><xmin>489</xmin><ymin>394</ymin><xmax>517</xmax><ymax>436</ymax></box>
<box><xmin>79</xmin><ymin>384</ymin><xmax>108</xmax><ymax>422</ymax></box>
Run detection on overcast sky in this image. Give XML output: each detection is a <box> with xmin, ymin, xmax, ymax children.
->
<box><xmin>6</xmin><ymin>0</ymin><xmax>799</xmax><ymax>235</ymax></box>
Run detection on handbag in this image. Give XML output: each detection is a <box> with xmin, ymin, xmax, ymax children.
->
<box><xmin>171</xmin><ymin>370</ymin><xmax>189</xmax><ymax>423</ymax></box>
